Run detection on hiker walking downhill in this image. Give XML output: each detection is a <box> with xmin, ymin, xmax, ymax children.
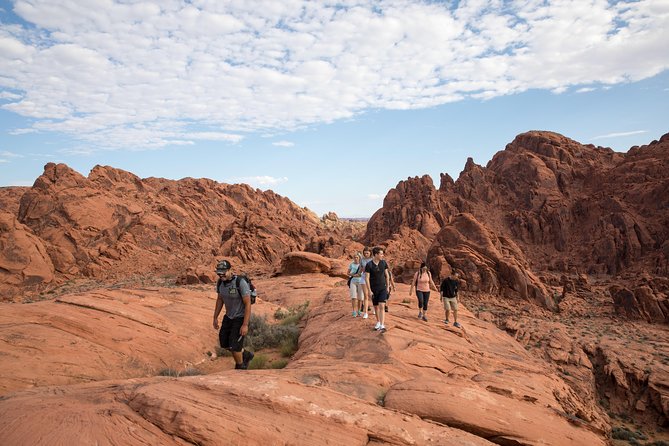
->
<box><xmin>359</xmin><ymin>247</ymin><xmax>374</xmax><ymax>319</ymax></box>
<box><xmin>365</xmin><ymin>246</ymin><xmax>391</xmax><ymax>333</ymax></box>
<box><xmin>440</xmin><ymin>272</ymin><xmax>462</xmax><ymax>328</ymax></box>
<box><xmin>409</xmin><ymin>262</ymin><xmax>438</xmax><ymax>322</ymax></box>
<box><xmin>212</xmin><ymin>260</ymin><xmax>254</xmax><ymax>369</ymax></box>
<box><xmin>348</xmin><ymin>253</ymin><xmax>365</xmax><ymax>316</ymax></box>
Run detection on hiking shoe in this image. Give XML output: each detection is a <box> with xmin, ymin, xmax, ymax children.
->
<box><xmin>453</xmin><ymin>322</ymin><xmax>462</xmax><ymax>328</ymax></box>
<box><xmin>379</xmin><ymin>326</ymin><xmax>387</xmax><ymax>333</ymax></box>
<box><xmin>418</xmin><ymin>312</ymin><xmax>423</xmax><ymax>319</ymax></box>
<box><xmin>352</xmin><ymin>311</ymin><xmax>357</xmax><ymax>317</ymax></box>
<box><xmin>242</xmin><ymin>350</ymin><xmax>254</xmax><ymax>368</ymax></box>
<box><xmin>235</xmin><ymin>363</ymin><xmax>246</xmax><ymax>370</ymax></box>
<box><xmin>421</xmin><ymin>315</ymin><xmax>428</xmax><ymax>322</ymax></box>
<box><xmin>443</xmin><ymin>320</ymin><xmax>450</xmax><ymax>325</ymax></box>
<box><xmin>374</xmin><ymin>321</ymin><xmax>381</xmax><ymax>330</ymax></box>
<box><xmin>363</xmin><ymin>313</ymin><xmax>369</xmax><ymax>319</ymax></box>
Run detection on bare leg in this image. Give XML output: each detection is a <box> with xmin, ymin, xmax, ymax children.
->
<box><xmin>445</xmin><ymin>309</ymin><xmax>450</xmax><ymax>322</ymax></box>
<box><xmin>379</xmin><ymin>302</ymin><xmax>386</xmax><ymax>326</ymax></box>
<box><xmin>232</xmin><ymin>351</ymin><xmax>243</xmax><ymax>366</ymax></box>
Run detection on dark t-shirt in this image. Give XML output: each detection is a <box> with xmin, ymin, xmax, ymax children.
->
<box><xmin>365</xmin><ymin>260</ymin><xmax>388</xmax><ymax>292</ymax></box>
<box><xmin>441</xmin><ymin>277</ymin><xmax>458</xmax><ymax>298</ymax></box>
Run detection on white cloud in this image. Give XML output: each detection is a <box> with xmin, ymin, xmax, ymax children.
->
<box><xmin>0</xmin><ymin>1</ymin><xmax>667</xmax><ymax>149</ymax></box>
<box><xmin>0</xmin><ymin>159</ymin><xmax>8</xmax><ymax>163</ymax></box>
<box><xmin>228</xmin><ymin>175</ymin><xmax>288</xmax><ymax>188</ymax></box>
<box><xmin>367</xmin><ymin>193</ymin><xmax>382</xmax><ymax>200</ymax></box>
<box><xmin>272</xmin><ymin>140</ymin><xmax>294</xmax><ymax>147</ymax></box>
<box><xmin>591</xmin><ymin>130</ymin><xmax>648</xmax><ymax>140</ymax></box>
<box><xmin>0</xmin><ymin>150</ymin><xmax>23</xmax><ymax>158</ymax></box>
<box><xmin>575</xmin><ymin>87</ymin><xmax>596</xmax><ymax>93</ymax></box>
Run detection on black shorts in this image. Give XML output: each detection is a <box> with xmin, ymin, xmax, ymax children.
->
<box><xmin>371</xmin><ymin>288</ymin><xmax>389</xmax><ymax>306</ymax></box>
<box><xmin>219</xmin><ymin>315</ymin><xmax>245</xmax><ymax>352</ymax></box>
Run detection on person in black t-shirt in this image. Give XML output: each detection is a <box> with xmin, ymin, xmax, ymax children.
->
<box><xmin>364</xmin><ymin>246</ymin><xmax>390</xmax><ymax>333</ymax></box>
<box><xmin>440</xmin><ymin>272</ymin><xmax>461</xmax><ymax>328</ymax></box>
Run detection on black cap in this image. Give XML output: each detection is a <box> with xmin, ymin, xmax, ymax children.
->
<box><xmin>215</xmin><ymin>260</ymin><xmax>231</xmax><ymax>274</ymax></box>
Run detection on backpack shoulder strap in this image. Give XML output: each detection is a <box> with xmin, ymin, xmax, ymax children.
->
<box><xmin>235</xmin><ymin>275</ymin><xmax>250</xmax><ymax>293</ymax></box>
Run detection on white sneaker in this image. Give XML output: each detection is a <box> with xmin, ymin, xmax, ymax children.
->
<box><xmin>363</xmin><ymin>313</ymin><xmax>369</xmax><ymax>319</ymax></box>
<box><xmin>374</xmin><ymin>321</ymin><xmax>381</xmax><ymax>330</ymax></box>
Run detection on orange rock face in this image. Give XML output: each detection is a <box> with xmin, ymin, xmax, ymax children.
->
<box><xmin>1</xmin><ymin>163</ymin><xmax>361</xmax><ymax>300</ymax></box>
<box><xmin>0</xmin><ymin>278</ymin><xmax>608</xmax><ymax>445</ymax></box>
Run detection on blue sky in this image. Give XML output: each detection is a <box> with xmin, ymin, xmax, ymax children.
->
<box><xmin>1</xmin><ymin>1</ymin><xmax>668</xmax><ymax>217</ymax></box>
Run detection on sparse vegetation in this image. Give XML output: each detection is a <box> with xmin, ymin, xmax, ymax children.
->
<box><xmin>376</xmin><ymin>388</ymin><xmax>387</xmax><ymax>407</ymax></box>
<box><xmin>611</xmin><ymin>426</ymin><xmax>647</xmax><ymax>443</ymax></box>
<box><xmin>270</xmin><ymin>358</ymin><xmax>289</xmax><ymax>369</ymax></box>
<box><xmin>248</xmin><ymin>353</ymin><xmax>268</xmax><ymax>369</ymax></box>
<box><xmin>158</xmin><ymin>367</ymin><xmax>203</xmax><ymax>377</ymax></box>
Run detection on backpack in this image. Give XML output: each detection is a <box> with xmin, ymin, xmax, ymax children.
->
<box><xmin>217</xmin><ymin>274</ymin><xmax>257</xmax><ymax>304</ymax></box>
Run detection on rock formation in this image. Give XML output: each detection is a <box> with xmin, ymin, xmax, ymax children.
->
<box><xmin>0</xmin><ymin>163</ymin><xmax>359</xmax><ymax>301</ymax></box>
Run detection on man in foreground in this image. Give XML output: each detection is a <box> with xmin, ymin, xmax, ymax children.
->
<box><xmin>212</xmin><ymin>260</ymin><xmax>254</xmax><ymax>369</ymax></box>
<box><xmin>440</xmin><ymin>271</ymin><xmax>461</xmax><ymax>328</ymax></box>
<box><xmin>365</xmin><ymin>246</ymin><xmax>391</xmax><ymax>333</ymax></box>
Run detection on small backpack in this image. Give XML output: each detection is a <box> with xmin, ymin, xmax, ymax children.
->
<box><xmin>217</xmin><ymin>274</ymin><xmax>257</xmax><ymax>304</ymax></box>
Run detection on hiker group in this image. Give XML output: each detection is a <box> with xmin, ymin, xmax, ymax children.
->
<box><xmin>347</xmin><ymin>247</ymin><xmax>461</xmax><ymax>329</ymax></box>
<box><xmin>211</xmin><ymin>249</ymin><xmax>461</xmax><ymax>370</ymax></box>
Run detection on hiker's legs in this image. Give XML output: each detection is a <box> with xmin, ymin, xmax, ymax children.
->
<box><xmin>416</xmin><ymin>291</ymin><xmax>424</xmax><ymax>314</ymax></box>
<box><xmin>349</xmin><ymin>282</ymin><xmax>358</xmax><ymax>313</ymax></box>
<box><xmin>444</xmin><ymin>309</ymin><xmax>450</xmax><ymax>321</ymax></box>
<box><xmin>453</xmin><ymin>309</ymin><xmax>458</xmax><ymax>323</ymax></box>
<box><xmin>375</xmin><ymin>289</ymin><xmax>388</xmax><ymax>326</ymax></box>
<box><xmin>362</xmin><ymin>286</ymin><xmax>369</xmax><ymax>315</ymax></box>
<box><xmin>422</xmin><ymin>291</ymin><xmax>430</xmax><ymax>317</ymax></box>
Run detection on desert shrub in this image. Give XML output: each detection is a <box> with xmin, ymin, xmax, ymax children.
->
<box><xmin>274</xmin><ymin>308</ymin><xmax>287</xmax><ymax>320</ymax></box>
<box><xmin>158</xmin><ymin>367</ymin><xmax>202</xmax><ymax>377</ymax></box>
<box><xmin>401</xmin><ymin>298</ymin><xmax>411</xmax><ymax>304</ymax></box>
<box><xmin>376</xmin><ymin>388</ymin><xmax>387</xmax><ymax>407</ymax></box>
<box><xmin>270</xmin><ymin>358</ymin><xmax>289</xmax><ymax>369</ymax></box>
<box><xmin>280</xmin><ymin>336</ymin><xmax>299</xmax><ymax>357</ymax></box>
<box><xmin>248</xmin><ymin>353</ymin><xmax>268</xmax><ymax>370</ymax></box>
<box><xmin>245</xmin><ymin>302</ymin><xmax>307</xmax><ymax>351</ymax></box>
<box><xmin>279</xmin><ymin>301</ymin><xmax>309</xmax><ymax>326</ymax></box>
<box><xmin>611</xmin><ymin>426</ymin><xmax>639</xmax><ymax>441</ymax></box>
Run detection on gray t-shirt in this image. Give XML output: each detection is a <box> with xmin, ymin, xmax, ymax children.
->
<box><xmin>218</xmin><ymin>276</ymin><xmax>251</xmax><ymax>319</ymax></box>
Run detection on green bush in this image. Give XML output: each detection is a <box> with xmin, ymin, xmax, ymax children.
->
<box><xmin>271</xmin><ymin>358</ymin><xmax>289</xmax><ymax>369</ymax></box>
<box><xmin>611</xmin><ymin>426</ymin><xmax>638</xmax><ymax>441</ymax></box>
<box><xmin>245</xmin><ymin>302</ymin><xmax>307</xmax><ymax>352</ymax></box>
<box><xmin>279</xmin><ymin>301</ymin><xmax>309</xmax><ymax>326</ymax></box>
<box><xmin>248</xmin><ymin>353</ymin><xmax>268</xmax><ymax>370</ymax></box>
<box><xmin>280</xmin><ymin>336</ymin><xmax>298</xmax><ymax>357</ymax></box>
<box><xmin>158</xmin><ymin>368</ymin><xmax>180</xmax><ymax>377</ymax></box>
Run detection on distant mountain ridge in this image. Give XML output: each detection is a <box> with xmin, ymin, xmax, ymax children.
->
<box><xmin>365</xmin><ymin>130</ymin><xmax>669</xmax><ymax>318</ymax></box>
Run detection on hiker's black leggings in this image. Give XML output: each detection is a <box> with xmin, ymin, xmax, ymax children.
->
<box><xmin>416</xmin><ymin>291</ymin><xmax>430</xmax><ymax>311</ymax></box>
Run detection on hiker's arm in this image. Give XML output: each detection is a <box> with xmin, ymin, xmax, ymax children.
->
<box><xmin>429</xmin><ymin>275</ymin><xmax>438</xmax><ymax>291</ymax></box>
<box><xmin>240</xmin><ymin>294</ymin><xmax>251</xmax><ymax>336</ymax></box>
<box><xmin>384</xmin><ymin>269</ymin><xmax>391</xmax><ymax>293</ymax></box>
<box><xmin>212</xmin><ymin>296</ymin><xmax>224</xmax><ymax>330</ymax></box>
<box><xmin>365</xmin><ymin>271</ymin><xmax>372</xmax><ymax>295</ymax></box>
<box><xmin>409</xmin><ymin>281</ymin><xmax>415</xmax><ymax>296</ymax></box>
